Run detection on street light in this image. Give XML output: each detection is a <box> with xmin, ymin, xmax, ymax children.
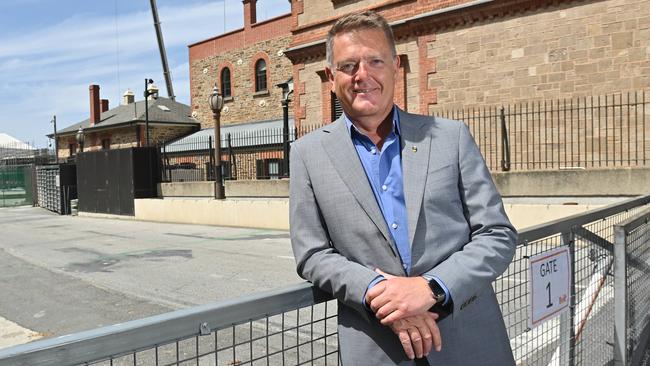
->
<box><xmin>51</xmin><ymin>115</ymin><xmax>58</xmax><ymax>162</ymax></box>
<box><xmin>76</xmin><ymin>127</ymin><xmax>84</xmax><ymax>154</ymax></box>
<box><xmin>276</xmin><ymin>77</ymin><xmax>293</xmax><ymax>177</ymax></box>
<box><xmin>143</xmin><ymin>78</ymin><xmax>158</xmax><ymax>147</ymax></box>
<box><xmin>209</xmin><ymin>84</ymin><xmax>225</xmax><ymax>199</ymax></box>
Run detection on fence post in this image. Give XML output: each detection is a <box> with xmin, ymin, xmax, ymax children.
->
<box><xmin>227</xmin><ymin>133</ymin><xmax>235</xmax><ymax>180</ymax></box>
<box><xmin>613</xmin><ymin>224</ymin><xmax>628</xmax><ymax>366</ymax></box>
<box><xmin>208</xmin><ymin>136</ymin><xmax>214</xmax><ymax>181</ymax></box>
<box><xmin>558</xmin><ymin>229</ymin><xmax>576</xmax><ymax>366</ymax></box>
<box><xmin>500</xmin><ymin>106</ymin><xmax>511</xmax><ymax>171</ymax></box>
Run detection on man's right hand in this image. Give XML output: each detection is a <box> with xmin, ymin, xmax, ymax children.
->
<box><xmin>389</xmin><ymin>312</ymin><xmax>442</xmax><ymax>360</ymax></box>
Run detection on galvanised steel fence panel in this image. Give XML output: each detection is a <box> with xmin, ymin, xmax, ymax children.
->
<box><xmin>0</xmin><ymin>283</ymin><xmax>337</xmax><ymax>366</ymax></box>
<box><xmin>0</xmin><ymin>165</ymin><xmax>33</xmax><ymax>207</ymax></box>
<box><xmin>614</xmin><ymin>208</ymin><xmax>650</xmax><ymax>365</ymax></box>
<box><xmin>1</xmin><ymin>196</ymin><xmax>649</xmax><ymax>366</ymax></box>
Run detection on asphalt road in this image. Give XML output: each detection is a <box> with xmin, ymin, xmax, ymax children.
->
<box><xmin>0</xmin><ymin>206</ymin><xmax>302</xmax><ymax>344</ymax></box>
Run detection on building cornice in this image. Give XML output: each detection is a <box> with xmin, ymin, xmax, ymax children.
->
<box><xmin>286</xmin><ymin>0</ymin><xmax>568</xmax><ymax>64</ymax></box>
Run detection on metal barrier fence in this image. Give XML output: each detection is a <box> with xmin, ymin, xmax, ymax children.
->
<box><xmin>0</xmin><ymin>165</ymin><xmax>34</xmax><ymax>208</ymax></box>
<box><xmin>438</xmin><ymin>91</ymin><xmax>649</xmax><ymax>171</ymax></box>
<box><xmin>614</xmin><ymin>209</ymin><xmax>650</xmax><ymax>365</ymax></box>
<box><xmin>1</xmin><ymin>196</ymin><xmax>649</xmax><ymax>366</ymax></box>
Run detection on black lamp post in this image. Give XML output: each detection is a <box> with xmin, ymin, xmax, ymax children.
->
<box><xmin>76</xmin><ymin>127</ymin><xmax>84</xmax><ymax>154</ymax></box>
<box><xmin>209</xmin><ymin>84</ymin><xmax>225</xmax><ymax>199</ymax></box>
<box><xmin>143</xmin><ymin>78</ymin><xmax>158</xmax><ymax>147</ymax></box>
<box><xmin>51</xmin><ymin>115</ymin><xmax>58</xmax><ymax>162</ymax></box>
<box><xmin>276</xmin><ymin>77</ymin><xmax>293</xmax><ymax>177</ymax></box>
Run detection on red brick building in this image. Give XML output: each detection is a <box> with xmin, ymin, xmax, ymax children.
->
<box><xmin>285</xmin><ymin>0</ymin><xmax>650</xmax><ymax>124</ymax></box>
<box><xmin>187</xmin><ymin>0</ymin><xmax>649</xmax><ymax>173</ymax></box>
<box><xmin>188</xmin><ymin>0</ymin><xmax>293</xmax><ymax>129</ymax></box>
<box><xmin>53</xmin><ymin>84</ymin><xmax>200</xmax><ymax>161</ymax></box>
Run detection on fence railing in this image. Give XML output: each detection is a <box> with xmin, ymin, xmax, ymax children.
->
<box><xmin>160</xmin><ymin>124</ymin><xmax>322</xmax><ymax>183</ymax></box>
<box><xmin>160</xmin><ymin>91</ymin><xmax>649</xmax><ymax>183</ymax></box>
<box><xmin>614</xmin><ymin>208</ymin><xmax>650</xmax><ymax>365</ymax></box>
<box><xmin>1</xmin><ymin>195</ymin><xmax>649</xmax><ymax>366</ymax></box>
<box><xmin>439</xmin><ymin>91</ymin><xmax>649</xmax><ymax>171</ymax></box>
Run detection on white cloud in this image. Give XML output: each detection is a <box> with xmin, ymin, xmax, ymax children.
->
<box><xmin>0</xmin><ymin>1</ymin><xmax>248</xmax><ymax>146</ymax></box>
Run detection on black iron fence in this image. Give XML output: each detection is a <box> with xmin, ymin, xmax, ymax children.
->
<box><xmin>160</xmin><ymin>91</ymin><xmax>649</xmax><ymax>182</ymax></box>
<box><xmin>160</xmin><ymin>124</ymin><xmax>322</xmax><ymax>183</ymax></box>
<box><xmin>439</xmin><ymin>90</ymin><xmax>649</xmax><ymax>171</ymax></box>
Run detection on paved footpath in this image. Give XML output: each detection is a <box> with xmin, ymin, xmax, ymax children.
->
<box><xmin>0</xmin><ymin>206</ymin><xmax>302</xmax><ymax>348</ymax></box>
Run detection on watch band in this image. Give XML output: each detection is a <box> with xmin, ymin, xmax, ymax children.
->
<box><xmin>427</xmin><ymin>278</ymin><xmax>446</xmax><ymax>304</ymax></box>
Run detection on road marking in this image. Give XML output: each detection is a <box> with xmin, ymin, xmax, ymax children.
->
<box><xmin>0</xmin><ymin>316</ymin><xmax>43</xmax><ymax>349</ymax></box>
<box><xmin>276</xmin><ymin>255</ymin><xmax>295</xmax><ymax>260</ymax></box>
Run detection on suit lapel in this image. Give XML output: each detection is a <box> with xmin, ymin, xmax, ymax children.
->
<box><xmin>398</xmin><ymin>109</ymin><xmax>432</xmax><ymax>249</ymax></box>
<box><xmin>321</xmin><ymin>118</ymin><xmax>393</xmax><ymax>245</ymax></box>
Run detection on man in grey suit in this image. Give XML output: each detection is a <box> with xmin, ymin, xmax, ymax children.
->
<box><xmin>289</xmin><ymin>11</ymin><xmax>517</xmax><ymax>365</ymax></box>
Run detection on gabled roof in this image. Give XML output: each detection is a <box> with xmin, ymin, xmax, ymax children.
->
<box><xmin>55</xmin><ymin>97</ymin><xmax>199</xmax><ymax>136</ymax></box>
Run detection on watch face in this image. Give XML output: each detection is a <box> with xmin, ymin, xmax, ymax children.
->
<box><xmin>428</xmin><ymin>280</ymin><xmax>445</xmax><ymax>302</ymax></box>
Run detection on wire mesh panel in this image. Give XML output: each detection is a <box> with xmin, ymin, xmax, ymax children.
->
<box><xmin>76</xmin><ymin>299</ymin><xmax>338</xmax><ymax>366</ymax></box>
<box><xmin>615</xmin><ymin>209</ymin><xmax>650</xmax><ymax>364</ymax></box>
<box><xmin>626</xmin><ymin>215</ymin><xmax>650</xmax><ymax>361</ymax></box>
<box><xmin>2</xmin><ymin>197</ymin><xmax>649</xmax><ymax>366</ymax></box>
<box><xmin>499</xmin><ymin>234</ymin><xmax>566</xmax><ymax>365</ymax></box>
<box><xmin>501</xmin><ymin>202</ymin><xmax>650</xmax><ymax>366</ymax></box>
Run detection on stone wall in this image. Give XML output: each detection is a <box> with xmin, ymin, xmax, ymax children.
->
<box><xmin>56</xmin><ymin>125</ymin><xmax>195</xmax><ymax>159</ymax></box>
<box><xmin>190</xmin><ymin>35</ymin><xmax>293</xmax><ymax>129</ymax></box>
<box><xmin>428</xmin><ymin>0</ymin><xmax>650</xmax><ymax>112</ymax></box>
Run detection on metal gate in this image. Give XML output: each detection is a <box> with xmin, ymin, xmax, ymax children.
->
<box><xmin>35</xmin><ymin>164</ymin><xmax>77</xmax><ymax>214</ymax></box>
<box><xmin>76</xmin><ymin>147</ymin><xmax>159</xmax><ymax>216</ymax></box>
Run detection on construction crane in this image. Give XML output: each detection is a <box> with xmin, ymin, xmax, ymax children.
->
<box><xmin>149</xmin><ymin>0</ymin><xmax>175</xmax><ymax>100</ymax></box>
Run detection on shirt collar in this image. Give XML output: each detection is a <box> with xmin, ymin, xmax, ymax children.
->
<box><xmin>344</xmin><ymin>105</ymin><xmax>401</xmax><ymax>139</ymax></box>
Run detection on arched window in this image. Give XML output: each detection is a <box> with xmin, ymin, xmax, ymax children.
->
<box><xmin>220</xmin><ymin>67</ymin><xmax>232</xmax><ymax>98</ymax></box>
<box><xmin>255</xmin><ymin>59</ymin><xmax>267</xmax><ymax>92</ymax></box>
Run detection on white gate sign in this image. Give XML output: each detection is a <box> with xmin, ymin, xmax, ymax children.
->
<box><xmin>528</xmin><ymin>246</ymin><xmax>571</xmax><ymax>328</ymax></box>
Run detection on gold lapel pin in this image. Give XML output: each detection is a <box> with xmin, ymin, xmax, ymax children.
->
<box><xmin>411</xmin><ymin>146</ymin><xmax>418</xmax><ymax>153</ymax></box>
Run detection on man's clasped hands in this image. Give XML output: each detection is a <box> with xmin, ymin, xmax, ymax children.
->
<box><xmin>365</xmin><ymin>269</ymin><xmax>443</xmax><ymax>360</ymax></box>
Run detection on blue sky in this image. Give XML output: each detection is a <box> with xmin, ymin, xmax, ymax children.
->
<box><xmin>0</xmin><ymin>0</ymin><xmax>291</xmax><ymax>147</ymax></box>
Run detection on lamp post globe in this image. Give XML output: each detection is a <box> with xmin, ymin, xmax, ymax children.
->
<box><xmin>76</xmin><ymin>127</ymin><xmax>84</xmax><ymax>154</ymax></box>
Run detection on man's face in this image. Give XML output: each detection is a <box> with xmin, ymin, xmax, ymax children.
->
<box><xmin>327</xmin><ymin>29</ymin><xmax>399</xmax><ymax>124</ymax></box>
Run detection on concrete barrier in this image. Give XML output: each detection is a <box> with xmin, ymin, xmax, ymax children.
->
<box><xmin>159</xmin><ymin>180</ymin><xmax>289</xmax><ymax>198</ymax></box>
<box><xmin>135</xmin><ymin>198</ymin><xmax>289</xmax><ymax>230</ymax></box>
<box><xmin>135</xmin><ymin>197</ymin><xmax>608</xmax><ymax>231</ymax></box>
<box><xmin>493</xmin><ymin>167</ymin><xmax>650</xmax><ymax>197</ymax></box>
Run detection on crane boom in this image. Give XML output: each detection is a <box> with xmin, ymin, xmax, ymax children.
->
<box><xmin>149</xmin><ymin>0</ymin><xmax>175</xmax><ymax>100</ymax></box>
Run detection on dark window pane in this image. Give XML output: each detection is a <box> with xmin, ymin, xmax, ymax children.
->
<box><xmin>255</xmin><ymin>59</ymin><xmax>267</xmax><ymax>92</ymax></box>
<box><xmin>221</xmin><ymin>68</ymin><xmax>232</xmax><ymax>98</ymax></box>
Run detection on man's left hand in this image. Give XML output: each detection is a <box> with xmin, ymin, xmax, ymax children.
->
<box><xmin>367</xmin><ymin>269</ymin><xmax>436</xmax><ymax>325</ymax></box>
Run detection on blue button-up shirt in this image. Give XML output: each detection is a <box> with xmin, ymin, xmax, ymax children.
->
<box><xmin>345</xmin><ymin>108</ymin><xmax>411</xmax><ymax>274</ymax></box>
<box><xmin>346</xmin><ymin>106</ymin><xmax>450</xmax><ymax>306</ymax></box>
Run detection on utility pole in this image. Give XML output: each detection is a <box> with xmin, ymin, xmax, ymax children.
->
<box><xmin>51</xmin><ymin>115</ymin><xmax>58</xmax><ymax>162</ymax></box>
<box><xmin>149</xmin><ymin>0</ymin><xmax>175</xmax><ymax>100</ymax></box>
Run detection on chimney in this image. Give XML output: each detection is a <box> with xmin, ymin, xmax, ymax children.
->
<box><xmin>89</xmin><ymin>84</ymin><xmax>100</xmax><ymax>126</ymax></box>
<box><xmin>101</xmin><ymin>99</ymin><xmax>109</xmax><ymax>113</ymax></box>
<box><xmin>122</xmin><ymin>89</ymin><xmax>135</xmax><ymax>105</ymax></box>
<box><xmin>243</xmin><ymin>0</ymin><xmax>257</xmax><ymax>29</ymax></box>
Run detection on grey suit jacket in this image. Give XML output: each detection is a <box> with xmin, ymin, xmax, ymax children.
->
<box><xmin>289</xmin><ymin>109</ymin><xmax>517</xmax><ymax>365</ymax></box>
